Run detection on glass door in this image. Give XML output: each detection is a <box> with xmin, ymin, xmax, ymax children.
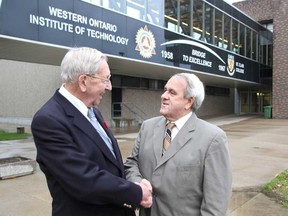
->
<box><xmin>240</xmin><ymin>92</ymin><xmax>249</xmax><ymax>113</ymax></box>
<box><xmin>250</xmin><ymin>92</ymin><xmax>261</xmax><ymax>113</ymax></box>
<box><xmin>240</xmin><ymin>91</ymin><xmax>271</xmax><ymax>114</ymax></box>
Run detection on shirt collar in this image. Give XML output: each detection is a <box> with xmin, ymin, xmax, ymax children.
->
<box><xmin>58</xmin><ymin>84</ymin><xmax>89</xmax><ymax>120</ymax></box>
<box><xmin>168</xmin><ymin>112</ymin><xmax>192</xmax><ymax>131</ymax></box>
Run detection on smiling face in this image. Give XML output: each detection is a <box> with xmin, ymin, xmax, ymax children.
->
<box><xmin>79</xmin><ymin>60</ymin><xmax>112</xmax><ymax>108</ymax></box>
<box><xmin>160</xmin><ymin>76</ymin><xmax>194</xmax><ymax>122</ymax></box>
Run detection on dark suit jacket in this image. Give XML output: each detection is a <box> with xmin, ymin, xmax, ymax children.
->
<box><xmin>31</xmin><ymin>90</ymin><xmax>141</xmax><ymax>216</ymax></box>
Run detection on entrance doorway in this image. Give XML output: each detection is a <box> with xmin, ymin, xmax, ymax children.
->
<box><xmin>240</xmin><ymin>91</ymin><xmax>271</xmax><ymax>114</ymax></box>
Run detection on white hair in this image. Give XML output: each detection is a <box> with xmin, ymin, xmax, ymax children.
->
<box><xmin>173</xmin><ymin>73</ymin><xmax>205</xmax><ymax>111</ymax></box>
<box><xmin>60</xmin><ymin>47</ymin><xmax>107</xmax><ymax>83</ymax></box>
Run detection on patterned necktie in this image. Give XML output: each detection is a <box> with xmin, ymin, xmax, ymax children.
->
<box><xmin>163</xmin><ymin>122</ymin><xmax>176</xmax><ymax>152</ymax></box>
<box><xmin>87</xmin><ymin>108</ymin><xmax>115</xmax><ymax>158</ymax></box>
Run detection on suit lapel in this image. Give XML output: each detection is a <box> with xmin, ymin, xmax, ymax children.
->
<box><xmin>155</xmin><ymin>113</ymin><xmax>197</xmax><ymax>170</ymax></box>
<box><xmin>54</xmin><ymin>91</ymin><xmax>122</xmax><ymax>171</ymax></box>
<box><xmin>153</xmin><ymin>118</ymin><xmax>167</xmax><ymax>165</ymax></box>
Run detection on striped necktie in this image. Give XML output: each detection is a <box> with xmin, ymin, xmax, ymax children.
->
<box><xmin>163</xmin><ymin>122</ymin><xmax>176</xmax><ymax>152</ymax></box>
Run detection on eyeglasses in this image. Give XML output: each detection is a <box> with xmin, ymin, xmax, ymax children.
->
<box><xmin>86</xmin><ymin>74</ymin><xmax>111</xmax><ymax>84</ymax></box>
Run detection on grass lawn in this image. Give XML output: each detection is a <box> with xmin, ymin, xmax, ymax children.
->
<box><xmin>0</xmin><ymin>130</ymin><xmax>32</xmax><ymax>141</ymax></box>
<box><xmin>262</xmin><ymin>169</ymin><xmax>288</xmax><ymax>208</ymax></box>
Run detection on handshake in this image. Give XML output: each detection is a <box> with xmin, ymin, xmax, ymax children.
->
<box><xmin>136</xmin><ymin>179</ymin><xmax>153</xmax><ymax>208</ymax></box>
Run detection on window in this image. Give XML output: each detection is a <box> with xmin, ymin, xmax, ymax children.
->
<box><xmin>192</xmin><ymin>0</ymin><xmax>203</xmax><ymax>40</ymax></box>
<box><xmin>223</xmin><ymin>14</ymin><xmax>231</xmax><ymax>50</ymax></box>
<box><xmin>239</xmin><ymin>24</ymin><xmax>245</xmax><ymax>56</ymax></box>
<box><xmin>165</xmin><ymin>0</ymin><xmax>178</xmax><ymax>32</ymax></box>
<box><xmin>206</xmin><ymin>86</ymin><xmax>230</xmax><ymax>96</ymax></box>
<box><xmin>232</xmin><ymin>19</ymin><xmax>239</xmax><ymax>53</ymax></box>
<box><xmin>127</xmin><ymin>0</ymin><xmax>145</xmax><ymax>20</ymax></box>
<box><xmin>214</xmin><ymin>9</ymin><xmax>223</xmax><ymax>48</ymax></box>
<box><xmin>180</xmin><ymin>0</ymin><xmax>191</xmax><ymax>36</ymax></box>
<box><xmin>122</xmin><ymin>76</ymin><xmax>140</xmax><ymax>88</ymax></box>
<box><xmin>104</xmin><ymin>0</ymin><xmax>126</xmax><ymax>13</ymax></box>
<box><xmin>112</xmin><ymin>75</ymin><xmax>165</xmax><ymax>90</ymax></box>
<box><xmin>147</xmin><ymin>0</ymin><xmax>164</xmax><ymax>25</ymax></box>
<box><xmin>246</xmin><ymin>28</ymin><xmax>252</xmax><ymax>58</ymax></box>
<box><xmin>252</xmin><ymin>31</ymin><xmax>258</xmax><ymax>61</ymax></box>
<box><xmin>204</xmin><ymin>2</ymin><xmax>214</xmax><ymax>44</ymax></box>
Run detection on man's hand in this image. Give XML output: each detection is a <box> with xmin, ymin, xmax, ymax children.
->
<box><xmin>136</xmin><ymin>179</ymin><xmax>153</xmax><ymax>208</ymax></box>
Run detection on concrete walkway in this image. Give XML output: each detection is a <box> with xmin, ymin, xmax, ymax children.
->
<box><xmin>0</xmin><ymin>115</ymin><xmax>288</xmax><ymax>215</ymax></box>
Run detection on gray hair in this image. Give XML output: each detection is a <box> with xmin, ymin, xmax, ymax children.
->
<box><xmin>60</xmin><ymin>47</ymin><xmax>107</xmax><ymax>83</ymax></box>
<box><xmin>173</xmin><ymin>73</ymin><xmax>205</xmax><ymax>111</ymax></box>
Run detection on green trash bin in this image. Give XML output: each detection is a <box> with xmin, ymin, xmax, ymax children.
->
<box><xmin>264</xmin><ymin>106</ymin><xmax>272</xmax><ymax>119</ymax></box>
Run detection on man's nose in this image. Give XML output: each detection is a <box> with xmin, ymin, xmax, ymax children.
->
<box><xmin>106</xmin><ymin>82</ymin><xmax>112</xmax><ymax>91</ymax></box>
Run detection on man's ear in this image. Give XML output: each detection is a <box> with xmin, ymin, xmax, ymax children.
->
<box><xmin>78</xmin><ymin>74</ymin><xmax>87</xmax><ymax>92</ymax></box>
<box><xmin>185</xmin><ymin>97</ymin><xmax>195</xmax><ymax>110</ymax></box>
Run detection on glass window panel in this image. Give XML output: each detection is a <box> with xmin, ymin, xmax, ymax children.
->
<box><xmin>165</xmin><ymin>0</ymin><xmax>178</xmax><ymax>32</ymax></box>
<box><xmin>246</xmin><ymin>28</ymin><xmax>252</xmax><ymax>58</ymax></box>
<box><xmin>259</xmin><ymin>35</ymin><xmax>265</xmax><ymax>64</ymax></box>
<box><xmin>267</xmin><ymin>23</ymin><xmax>273</xmax><ymax>32</ymax></box>
<box><xmin>214</xmin><ymin>9</ymin><xmax>223</xmax><ymax>48</ymax></box>
<box><xmin>223</xmin><ymin>14</ymin><xmax>231</xmax><ymax>50</ymax></box>
<box><xmin>127</xmin><ymin>7</ymin><xmax>141</xmax><ymax>19</ymax></box>
<box><xmin>263</xmin><ymin>43</ymin><xmax>267</xmax><ymax>65</ymax></box>
<box><xmin>204</xmin><ymin>3</ymin><xmax>214</xmax><ymax>44</ymax></box>
<box><xmin>268</xmin><ymin>44</ymin><xmax>273</xmax><ymax>66</ymax></box>
<box><xmin>122</xmin><ymin>76</ymin><xmax>140</xmax><ymax>87</ymax></box>
<box><xmin>127</xmin><ymin>0</ymin><xmax>145</xmax><ymax>20</ymax></box>
<box><xmin>180</xmin><ymin>0</ymin><xmax>191</xmax><ymax>36</ymax></box>
<box><xmin>105</xmin><ymin>0</ymin><xmax>126</xmax><ymax>13</ymax></box>
<box><xmin>251</xmin><ymin>31</ymin><xmax>257</xmax><ymax>60</ymax></box>
<box><xmin>240</xmin><ymin>92</ymin><xmax>249</xmax><ymax>113</ymax></box>
<box><xmin>262</xmin><ymin>23</ymin><xmax>273</xmax><ymax>32</ymax></box>
<box><xmin>239</xmin><ymin>24</ymin><xmax>245</xmax><ymax>56</ymax></box>
<box><xmin>147</xmin><ymin>0</ymin><xmax>164</xmax><ymax>26</ymax></box>
<box><xmin>192</xmin><ymin>0</ymin><xmax>203</xmax><ymax>40</ymax></box>
<box><xmin>140</xmin><ymin>78</ymin><xmax>149</xmax><ymax>89</ymax></box>
<box><xmin>81</xmin><ymin>0</ymin><xmax>101</xmax><ymax>6</ymax></box>
<box><xmin>111</xmin><ymin>75</ymin><xmax>122</xmax><ymax>87</ymax></box>
<box><xmin>232</xmin><ymin>19</ymin><xmax>239</xmax><ymax>53</ymax></box>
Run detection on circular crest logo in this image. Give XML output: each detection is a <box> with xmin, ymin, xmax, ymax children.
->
<box><xmin>135</xmin><ymin>25</ymin><xmax>156</xmax><ymax>58</ymax></box>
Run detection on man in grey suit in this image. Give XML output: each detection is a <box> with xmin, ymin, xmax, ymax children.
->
<box><xmin>124</xmin><ymin>73</ymin><xmax>232</xmax><ymax>216</ymax></box>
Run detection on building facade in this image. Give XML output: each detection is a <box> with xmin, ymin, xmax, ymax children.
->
<box><xmin>233</xmin><ymin>0</ymin><xmax>288</xmax><ymax>118</ymax></box>
<box><xmin>0</xmin><ymin>0</ymin><xmax>275</xmax><ymax>127</ymax></box>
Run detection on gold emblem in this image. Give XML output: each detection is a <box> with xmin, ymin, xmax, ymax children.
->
<box><xmin>135</xmin><ymin>25</ymin><xmax>156</xmax><ymax>58</ymax></box>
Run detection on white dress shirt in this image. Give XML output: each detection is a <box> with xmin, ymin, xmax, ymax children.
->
<box><xmin>169</xmin><ymin>112</ymin><xmax>192</xmax><ymax>141</ymax></box>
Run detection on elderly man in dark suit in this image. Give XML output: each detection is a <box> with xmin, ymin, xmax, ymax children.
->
<box><xmin>31</xmin><ymin>47</ymin><xmax>152</xmax><ymax>216</ymax></box>
<box><xmin>125</xmin><ymin>73</ymin><xmax>232</xmax><ymax>216</ymax></box>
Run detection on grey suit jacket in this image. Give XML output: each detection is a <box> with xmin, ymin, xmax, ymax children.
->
<box><xmin>125</xmin><ymin>113</ymin><xmax>232</xmax><ymax>216</ymax></box>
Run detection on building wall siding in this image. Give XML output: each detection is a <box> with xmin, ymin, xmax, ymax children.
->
<box><xmin>122</xmin><ymin>88</ymin><xmax>234</xmax><ymax>122</ymax></box>
<box><xmin>271</xmin><ymin>0</ymin><xmax>288</xmax><ymax>118</ymax></box>
<box><xmin>0</xmin><ymin>60</ymin><xmax>112</xmax><ymax>124</ymax></box>
<box><xmin>0</xmin><ymin>60</ymin><xmax>61</xmax><ymax>118</ymax></box>
<box><xmin>0</xmin><ymin>60</ymin><xmax>235</xmax><ymax>127</ymax></box>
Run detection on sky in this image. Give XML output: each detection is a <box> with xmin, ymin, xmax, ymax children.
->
<box><xmin>224</xmin><ymin>0</ymin><xmax>245</xmax><ymax>5</ymax></box>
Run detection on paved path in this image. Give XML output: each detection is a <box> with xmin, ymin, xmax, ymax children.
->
<box><xmin>0</xmin><ymin>115</ymin><xmax>288</xmax><ymax>215</ymax></box>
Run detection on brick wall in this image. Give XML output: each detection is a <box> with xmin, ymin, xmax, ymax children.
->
<box><xmin>272</xmin><ymin>0</ymin><xmax>288</xmax><ymax>118</ymax></box>
<box><xmin>234</xmin><ymin>0</ymin><xmax>288</xmax><ymax>118</ymax></box>
<box><xmin>233</xmin><ymin>0</ymin><xmax>273</xmax><ymax>21</ymax></box>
